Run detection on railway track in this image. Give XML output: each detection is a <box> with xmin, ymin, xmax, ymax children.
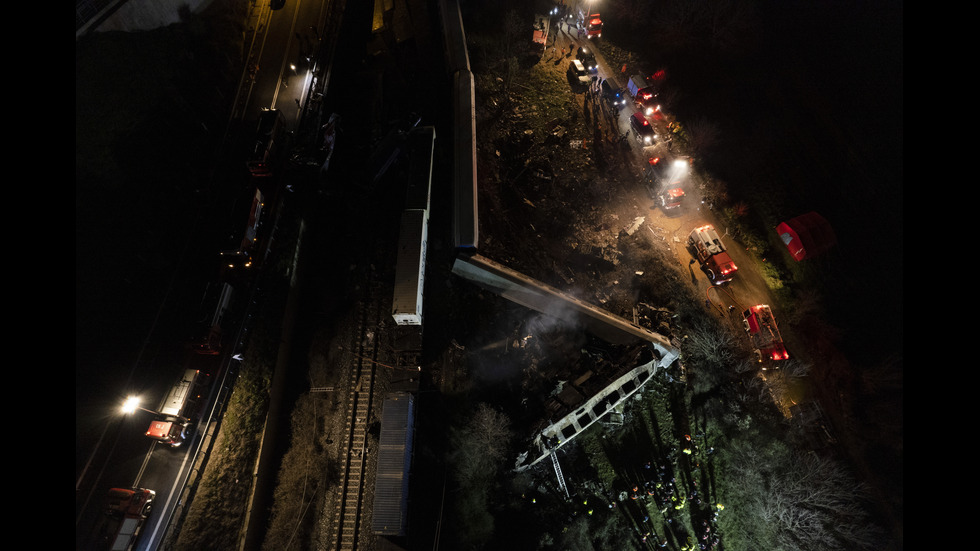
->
<box><xmin>332</xmin><ymin>270</ymin><xmax>384</xmax><ymax>551</ymax></box>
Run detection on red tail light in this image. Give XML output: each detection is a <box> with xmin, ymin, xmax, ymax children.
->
<box><xmin>770</xmin><ymin>348</ymin><xmax>789</xmax><ymax>361</ymax></box>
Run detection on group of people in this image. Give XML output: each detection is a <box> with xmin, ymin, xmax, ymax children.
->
<box><xmin>631</xmin><ymin>460</ymin><xmax>683</xmax><ymax>514</ymax></box>
<box><xmin>616</xmin><ymin>431</ymin><xmax>723</xmax><ymax>549</ymax></box>
<box><xmin>551</xmin><ymin>2</ymin><xmax>586</xmax><ymax>38</ymax></box>
<box><xmin>587</xmin><ymin>75</ymin><xmax>606</xmax><ymax>95</ymax></box>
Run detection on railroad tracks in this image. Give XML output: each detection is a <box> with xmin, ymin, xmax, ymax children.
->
<box><xmin>331</xmin><ymin>272</ymin><xmax>384</xmax><ymax>551</ymax></box>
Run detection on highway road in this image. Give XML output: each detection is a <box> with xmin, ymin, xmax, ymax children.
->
<box><xmin>74</xmin><ymin>1</ymin><xmax>340</xmax><ymax>549</ymax></box>
<box><xmin>235</xmin><ymin>0</ymin><xmax>334</xmax><ymax>129</ymax></box>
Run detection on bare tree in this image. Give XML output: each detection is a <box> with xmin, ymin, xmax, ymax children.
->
<box><xmin>556</xmin><ymin>515</ymin><xmax>592</xmax><ymax>551</ymax></box>
<box><xmin>684</xmin><ymin>321</ymin><xmax>741</xmax><ymax>366</ymax></box>
<box><xmin>698</xmin><ymin>175</ymin><xmax>730</xmax><ymax>211</ymax></box>
<box><xmin>448</xmin><ymin>403</ymin><xmax>514</xmax><ymax>547</ymax></box>
<box><xmin>501</xmin><ymin>9</ymin><xmax>524</xmax><ymax>60</ymax></box>
<box><xmin>725</xmin><ymin>440</ymin><xmax>882</xmax><ymax>550</ymax></box>
<box><xmin>684</xmin><ymin>116</ymin><xmax>721</xmax><ymax>157</ymax></box>
<box><xmin>470</xmin><ymin>402</ymin><xmax>512</xmax><ymax>463</ymax></box>
<box><xmin>657</xmin><ymin>84</ymin><xmax>682</xmax><ymax>113</ymax></box>
<box><xmin>761</xmin><ymin>453</ymin><xmax>882</xmax><ymax>550</ymax></box>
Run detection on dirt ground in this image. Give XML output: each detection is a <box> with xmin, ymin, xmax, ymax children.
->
<box><xmin>476</xmin><ymin>44</ymin><xmax>752</xmax><ymax>323</ymax></box>
<box><xmin>465</xmin><ymin>28</ymin><xmax>821</xmax><ymax>434</ymax></box>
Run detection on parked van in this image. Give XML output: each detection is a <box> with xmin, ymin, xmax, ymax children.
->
<box><xmin>567</xmin><ymin>59</ymin><xmax>591</xmax><ymax>90</ymax></box>
<box><xmin>629</xmin><ymin>112</ymin><xmax>656</xmax><ymax>145</ymax></box>
<box><xmin>576</xmin><ymin>46</ymin><xmax>598</xmax><ymax>73</ymax></box>
<box><xmin>600</xmin><ymin>80</ymin><xmax>625</xmax><ymax>108</ymax></box>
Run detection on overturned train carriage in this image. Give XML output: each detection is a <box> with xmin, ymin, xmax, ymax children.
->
<box><xmin>515</xmin><ymin>341</ymin><xmax>679</xmax><ymax>471</ymax></box>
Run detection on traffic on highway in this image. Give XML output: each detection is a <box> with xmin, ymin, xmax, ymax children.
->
<box><xmin>75</xmin><ymin>0</ymin><xmax>340</xmax><ymax>549</ymax></box>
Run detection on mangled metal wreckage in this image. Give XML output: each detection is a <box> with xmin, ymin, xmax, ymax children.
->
<box><xmin>513</xmin><ymin>339</ymin><xmax>679</xmax><ymax>471</ymax></box>
<box><xmin>450</xmin><ymin>253</ymin><xmax>682</xmax><ymax>472</ymax></box>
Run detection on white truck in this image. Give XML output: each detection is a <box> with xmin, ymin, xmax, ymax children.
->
<box><xmin>145</xmin><ymin>368</ymin><xmax>200</xmax><ymax>447</ymax></box>
<box><xmin>567</xmin><ymin>59</ymin><xmax>591</xmax><ymax>90</ymax></box>
<box><xmin>626</xmin><ymin>74</ymin><xmax>660</xmax><ymax>115</ymax></box>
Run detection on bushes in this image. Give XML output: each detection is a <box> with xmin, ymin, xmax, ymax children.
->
<box><xmin>174</xmin><ymin>352</ymin><xmax>271</xmax><ymax>551</ymax></box>
<box><xmin>261</xmin><ymin>394</ymin><xmax>326</xmax><ymax>550</ymax></box>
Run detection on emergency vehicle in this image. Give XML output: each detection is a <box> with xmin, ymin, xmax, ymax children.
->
<box><xmin>645</xmin><ymin>156</ymin><xmax>691</xmax><ymax>210</ymax></box>
<box><xmin>687</xmin><ymin>225</ymin><xmax>738</xmax><ymax>284</ymax></box>
<box><xmin>145</xmin><ymin>369</ymin><xmax>200</xmax><ymax>447</ymax></box>
<box><xmin>742</xmin><ymin>304</ymin><xmax>790</xmax><ymax>363</ymax></box>
<box><xmin>586</xmin><ymin>13</ymin><xmax>603</xmax><ymax>38</ymax></box>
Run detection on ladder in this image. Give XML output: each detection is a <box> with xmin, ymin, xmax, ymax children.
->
<box><xmin>551</xmin><ymin>451</ymin><xmax>570</xmax><ymax>499</ymax></box>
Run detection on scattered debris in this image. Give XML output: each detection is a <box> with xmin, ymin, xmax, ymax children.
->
<box><xmin>625</xmin><ymin>216</ymin><xmax>645</xmax><ymax>235</ymax></box>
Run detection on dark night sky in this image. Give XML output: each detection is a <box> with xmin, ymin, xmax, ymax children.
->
<box><xmin>671</xmin><ymin>0</ymin><xmax>903</xmax><ymax>364</ymax></box>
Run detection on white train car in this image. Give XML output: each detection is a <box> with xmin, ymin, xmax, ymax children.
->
<box><xmin>392</xmin><ymin>209</ymin><xmax>428</xmax><ymax>326</ymax></box>
<box><xmin>452</xmin><ymin>69</ymin><xmax>478</xmax><ymax>250</ymax></box>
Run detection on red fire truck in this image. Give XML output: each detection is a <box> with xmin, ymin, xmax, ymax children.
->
<box><xmin>246</xmin><ymin>108</ymin><xmax>285</xmax><ymax>177</ymax></box>
<box><xmin>586</xmin><ymin>13</ymin><xmax>602</xmax><ymax>39</ymax></box>
<box><xmin>742</xmin><ymin>304</ymin><xmax>789</xmax><ymax>363</ymax></box>
<box><xmin>192</xmin><ymin>282</ymin><xmax>235</xmax><ymax>356</ymax></box>
<box><xmin>219</xmin><ymin>188</ymin><xmax>265</xmax><ymax>271</ymax></box>
<box><xmin>146</xmin><ymin>369</ymin><xmax>200</xmax><ymax>447</ymax></box>
<box><xmin>688</xmin><ymin>225</ymin><xmax>738</xmax><ymax>284</ymax></box>
<box><xmin>645</xmin><ymin>156</ymin><xmax>691</xmax><ymax>210</ymax></box>
<box><xmin>105</xmin><ymin>487</ymin><xmax>155</xmax><ymax>551</ymax></box>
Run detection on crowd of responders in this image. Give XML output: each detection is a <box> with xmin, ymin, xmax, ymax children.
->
<box><xmin>612</xmin><ymin>431</ymin><xmax>724</xmax><ymax>550</ymax></box>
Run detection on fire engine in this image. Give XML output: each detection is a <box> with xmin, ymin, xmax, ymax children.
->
<box><xmin>105</xmin><ymin>487</ymin><xmax>155</xmax><ymax>551</ymax></box>
<box><xmin>219</xmin><ymin>188</ymin><xmax>265</xmax><ymax>271</ymax></box>
<box><xmin>645</xmin><ymin>156</ymin><xmax>691</xmax><ymax>210</ymax></box>
<box><xmin>586</xmin><ymin>13</ymin><xmax>602</xmax><ymax>39</ymax></box>
<box><xmin>192</xmin><ymin>282</ymin><xmax>235</xmax><ymax>355</ymax></box>
<box><xmin>742</xmin><ymin>304</ymin><xmax>789</xmax><ymax>364</ymax></box>
<box><xmin>246</xmin><ymin>108</ymin><xmax>285</xmax><ymax>177</ymax></box>
<box><xmin>688</xmin><ymin>225</ymin><xmax>738</xmax><ymax>284</ymax></box>
<box><xmin>146</xmin><ymin>369</ymin><xmax>200</xmax><ymax>447</ymax></box>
